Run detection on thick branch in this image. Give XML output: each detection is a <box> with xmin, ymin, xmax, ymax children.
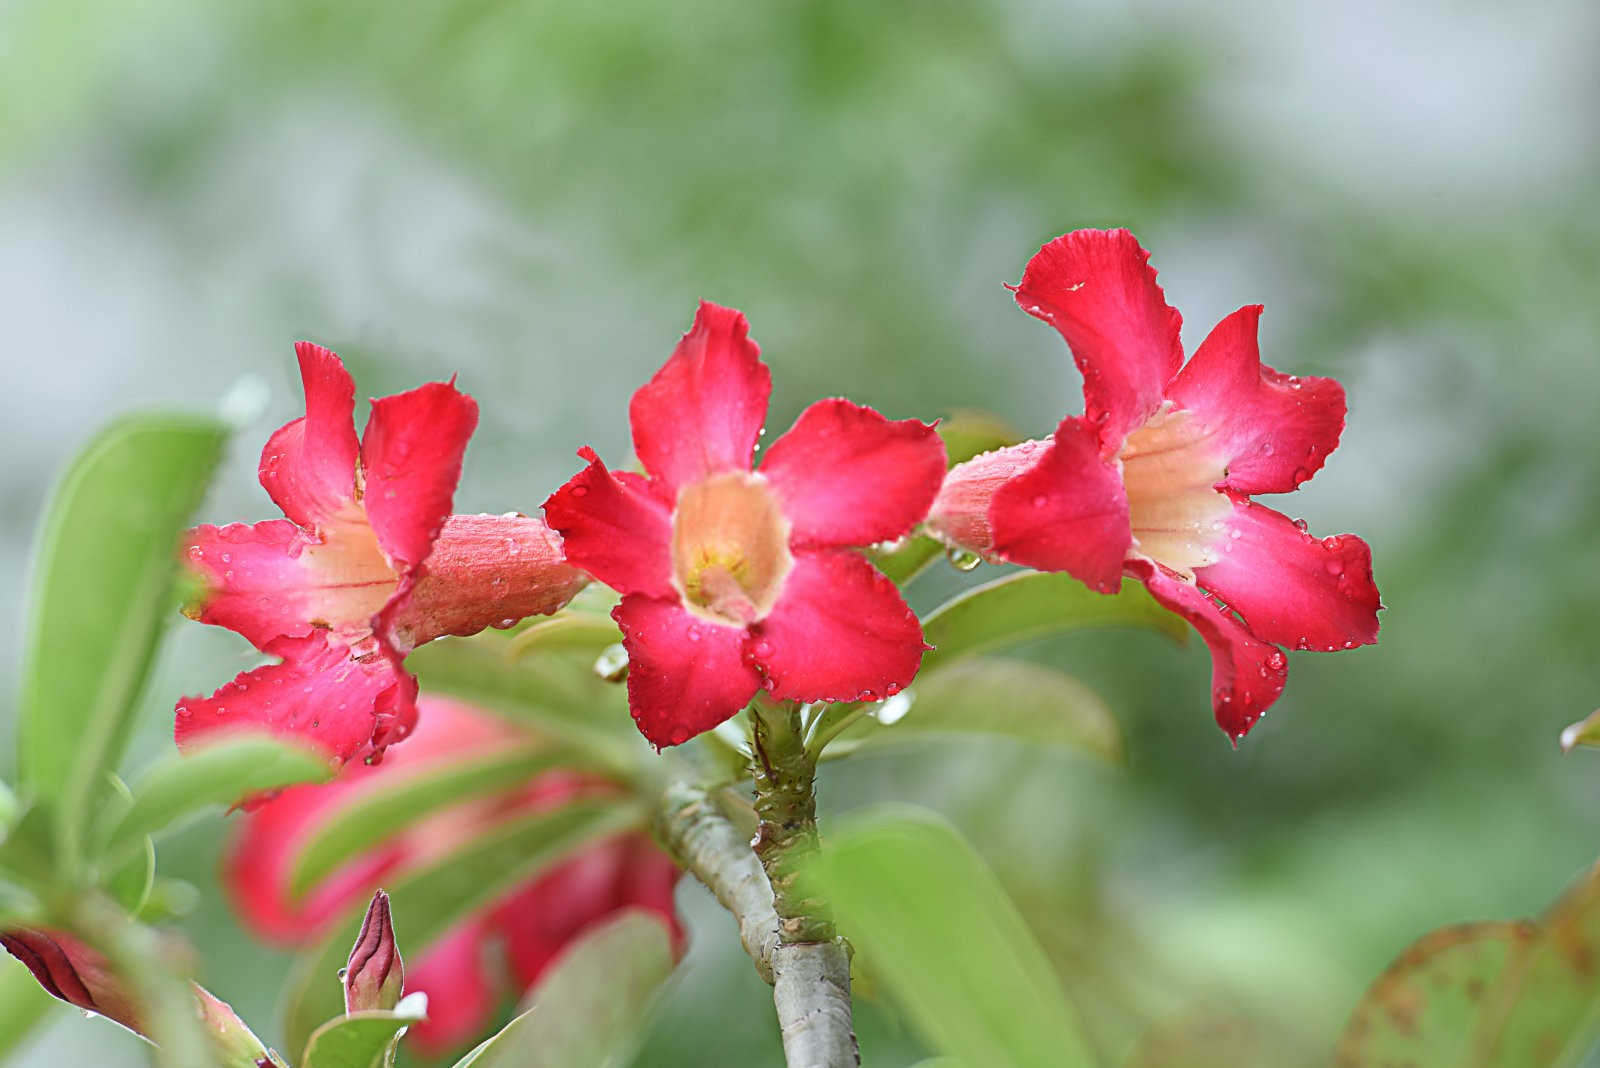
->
<box><xmin>654</xmin><ymin>775</ymin><xmax>859</xmax><ymax>1067</ymax></box>
<box><xmin>654</xmin><ymin>780</ymin><xmax>781</xmax><ymax>982</ymax></box>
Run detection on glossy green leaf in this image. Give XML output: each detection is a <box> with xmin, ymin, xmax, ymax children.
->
<box><xmin>1333</xmin><ymin>923</ymin><xmax>1529</xmax><ymax>1067</ymax></box>
<box><xmin>18</xmin><ymin>414</ymin><xmax>228</xmax><ymax>867</ymax></box>
<box><xmin>407</xmin><ymin>637</ymin><xmax>638</xmax><ymax>763</ymax></box>
<box><xmin>282</xmin><ymin>801</ymin><xmax>644</xmax><ymax>1053</ymax></box>
<box><xmin>0</xmin><ymin>956</ymin><xmax>56</xmax><ymax>1062</ymax></box>
<box><xmin>920</xmin><ymin>570</ymin><xmax>1187</xmax><ymax>677</ymax></box>
<box><xmin>286</xmin><ymin>743</ymin><xmax>588</xmax><ymax>900</ymax></box>
<box><xmin>871</xmin><ymin>535</ymin><xmax>946</xmax><ymax>586</ymax></box>
<box><xmin>1473</xmin><ymin>863</ymin><xmax>1600</xmax><ymax>1065</ymax></box>
<box><xmin>300</xmin><ymin>995</ymin><xmax>427</xmax><ymax>1068</ymax></box>
<box><xmin>836</xmin><ymin>658</ymin><xmax>1121</xmax><ymax>763</ymax></box>
<box><xmin>101</xmin><ymin>733</ymin><xmax>333</xmax><ymax>861</ymax></box>
<box><xmin>453</xmin><ymin>910</ymin><xmax>675</xmax><ymax>1068</ymax></box>
<box><xmin>806</xmin><ymin>807</ymin><xmax>1094</xmax><ymax>1067</ymax></box>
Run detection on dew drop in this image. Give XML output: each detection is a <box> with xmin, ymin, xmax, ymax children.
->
<box><xmin>944</xmin><ymin>547</ymin><xmax>982</xmax><ymax>572</ymax></box>
<box><xmin>571</xmin><ymin>485</ymin><xmax>590</xmax><ymax>498</ymax></box>
<box><xmin>593</xmin><ymin>643</ymin><xmax>629</xmax><ymax>682</ymax></box>
<box><xmin>1266</xmin><ymin>649</ymin><xmax>1286</xmax><ymax>671</ymax></box>
<box><xmin>220</xmin><ymin>552</ymin><xmax>232</xmax><ymax>563</ymax></box>
<box><xmin>1228</xmin><ymin>528</ymin><xmax>1242</xmax><ymax>540</ymax></box>
<box><xmin>1324</xmin><ymin>559</ymin><xmax>1344</xmax><ymax>575</ymax></box>
<box><xmin>875</xmin><ymin>690</ymin><xmax>915</xmax><ymax>725</ymax></box>
<box><xmin>1292</xmin><ymin>518</ymin><xmax>1309</xmax><ymax>533</ymax></box>
<box><xmin>752</xmin><ymin>639</ymin><xmax>774</xmax><ymax>658</ymax></box>
<box><xmin>1292</xmin><ymin>467</ymin><xmax>1312</xmax><ymax>485</ymax></box>
<box><xmin>187</xmin><ymin>545</ymin><xmax>204</xmax><ymax>560</ymax></box>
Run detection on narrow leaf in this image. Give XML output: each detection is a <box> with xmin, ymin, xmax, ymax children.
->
<box><xmin>282</xmin><ymin>801</ymin><xmax>643</xmax><ymax>1053</ymax></box>
<box><xmin>286</xmin><ymin>744</ymin><xmax>585</xmax><ymax>900</ymax></box>
<box><xmin>102</xmin><ymin>733</ymin><xmax>333</xmax><ymax>860</ymax></box>
<box><xmin>1333</xmin><ymin>922</ymin><xmax>1530</xmax><ymax>1067</ymax></box>
<box><xmin>300</xmin><ymin>994</ymin><xmax>427</xmax><ymax>1068</ymax></box>
<box><xmin>452</xmin><ymin>910</ymin><xmax>675</xmax><ymax>1068</ymax></box>
<box><xmin>836</xmin><ymin>658</ymin><xmax>1121</xmax><ymax>763</ymax></box>
<box><xmin>407</xmin><ymin>637</ymin><xmax>637</xmax><ymax>762</ymax></box>
<box><xmin>806</xmin><ymin>807</ymin><xmax>1095</xmax><ymax>1067</ymax></box>
<box><xmin>920</xmin><ymin>570</ymin><xmax>1186</xmax><ymax>677</ymax></box>
<box><xmin>18</xmin><ymin>414</ymin><xmax>228</xmax><ymax>867</ymax></box>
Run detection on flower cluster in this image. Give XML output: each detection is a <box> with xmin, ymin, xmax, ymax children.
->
<box><xmin>65</xmin><ymin>226</ymin><xmax>1378</xmax><ymax>1049</ymax></box>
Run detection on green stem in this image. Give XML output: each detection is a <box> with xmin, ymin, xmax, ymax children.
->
<box><xmin>749</xmin><ymin>701</ymin><xmax>859</xmax><ymax>1067</ymax></box>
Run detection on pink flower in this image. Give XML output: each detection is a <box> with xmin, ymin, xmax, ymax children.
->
<box><xmin>177</xmin><ymin>344</ymin><xmax>589</xmax><ymax>771</ymax></box>
<box><xmin>928</xmin><ymin>229</ymin><xmax>1381</xmax><ymax>740</ymax></box>
<box><xmin>543</xmin><ymin>302</ymin><xmax>947</xmax><ymax>748</ymax></box>
<box><xmin>344</xmin><ymin>890</ymin><xmax>404</xmax><ymax>1014</ymax></box>
<box><xmin>225</xmin><ymin>697</ymin><xmax>683</xmax><ymax>1056</ymax></box>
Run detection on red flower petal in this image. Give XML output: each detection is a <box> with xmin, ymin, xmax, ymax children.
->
<box><xmin>759</xmin><ymin>399</ymin><xmax>947</xmax><ymax>548</ymax></box>
<box><xmin>360</xmin><ymin>380</ymin><xmax>479</xmax><ymax>575</ymax></box>
<box><xmin>182</xmin><ymin>520</ymin><xmax>321</xmax><ymax>649</ymax></box>
<box><xmin>403</xmin><ymin>920</ymin><xmax>496</xmax><ymax>1055</ymax></box>
<box><xmin>749</xmin><ymin>549</ymin><xmax>924</xmax><ymax>703</ymax></box>
<box><xmin>174</xmin><ymin>633</ymin><xmax>417</xmax><ymax>770</ymax></box>
<box><xmin>926</xmin><ymin>438</ymin><xmax>1052</xmax><ymax>556</ymax></box>
<box><xmin>629</xmin><ymin>302</ymin><xmax>771</xmax><ymax>492</ymax></box>
<box><xmin>987</xmin><ymin>417</ymin><xmax>1130</xmax><ymax>592</ymax></box>
<box><xmin>543</xmin><ymin>449</ymin><xmax>674</xmax><ymax>599</ymax></box>
<box><xmin>260</xmin><ymin>343</ymin><xmax>361</xmax><ymax>528</ymax></box>
<box><xmin>1013</xmin><ymin>229</ymin><xmax>1184</xmax><ymax>451</ymax></box>
<box><xmin>0</xmin><ymin>930</ymin><xmax>144</xmax><ymax>1035</ymax></box>
<box><xmin>1194</xmin><ymin>497</ymin><xmax>1380</xmax><ymax>653</ymax></box>
<box><xmin>612</xmin><ymin>595</ymin><xmax>761</xmax><ymax>747</ymax></box>
<box><xmin>1130</xmin><ymin>559</ymin><xmax>1288</xmax><ymax>741</ymax></box>
<box><xmin>386</xmin><ymin>514</ymin><xmax>590</xmax><ymax>649</ymax></box>
<box><xmin>1166</xmin><ymin>305</ymin><xmax>1347</xmax><ymax>494</ymax></box>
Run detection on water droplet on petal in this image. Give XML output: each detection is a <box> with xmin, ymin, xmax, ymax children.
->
<box><xmin>571</xmin><ymin>484</ymin><xmax>590</xmax><ymax>498</ymax></box>
<box><xmin>187</xmin><ymin>545</ymin><xmax>204</xmax><ymax>560</ymax></box>
<box><xmin>1292</xmin><ymin>467</ymin><xmax>1312</xmax><ymax>485</ymax></box>
<box><xmin>1292</xmin><ymin>518</ymin><xmax>1310</xmax><ymax>533</ymax></box>
<box><xmin>1324</xmin><ymin>559</ymin><xmax>1344</xmax><ymax>575</ymax></box>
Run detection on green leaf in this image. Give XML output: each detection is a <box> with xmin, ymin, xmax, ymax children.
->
<box><xmin>286</xmin><ymin>743</ymin><xmax>588</xmax><ymax>900</ymax></box>
<box><xmin>452</xmin><ymin>910</ymin><xmax>675</xmax><ymax>1068</ymax></box>
<box><xmin>806</xmin><ymin>807</ymin><xmax>1095</xmax><ymax>1067</ymax></box>
<box><xmin>934</xmin><ymin>409</ymin><xmax>1023</xmax><ymax>466</ymax></box>
<box><xmin>0</xmin><ymin>955</ymin><xmax>57</xmax><ymax>1061</ymax></box>
<box><xmin>920</xmin><ymin>570</ymin><xmax>1187</xmax><ymax>677</ymax></box>
<box><xmin>1473</xmin><ymin>864</ymin><xmax>1600</xmax><ymax>1065</ymax></box>
<box><xmin>835</xmin><ymin>658</ymin><xmax>1121</xmax><ymax>763</ymax></box>
<box><xmin>300</xmin><ymin>995</ymin><xmax>427</xmax><ymax>1068</ymax></box>
<box><xmin>282</xmin><ymin>800</ymin><xmax>644</xmax><ymax>1054</ymax></box>
<box><xmin>18</xmin><ymin>414</ymin><xmax>228</xmax><ymax>868</ymax></box>
<box><xmin>0</xmin><ymin>780</ymin><xmax>16</xmax><ymax>839</ymax></box>
<box><xmin>100</xmin><ymin>733</ymin><xmax>333</xmax><ymax>862</ymax></box>
<box><xmin>1333</xmin><ymin>923</ymin><xmax>1530</xmax><ymax>1067</ymax></box>
<box><xmin>870</xmin><ymin>535</ymin><xmax>946</xmax><ymax>586</ymax></box>
<box><xmin>407</xmin><ymin>637</ymin><xmax>639</xmax><ymax>762</ymax></box>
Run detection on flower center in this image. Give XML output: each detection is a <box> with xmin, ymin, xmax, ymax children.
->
<box><xmin>672</xmin><ymin>472</ymin><xmax>794</xmax><ymax>627</ymax></box>
<box><xmin>1119</xmin><ymin>402</ymin><xmax>1231</xmax><ymax>581</ymax></box>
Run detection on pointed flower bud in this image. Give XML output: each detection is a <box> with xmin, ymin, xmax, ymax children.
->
<box><xmin>0</xmin><ymin>928</ymin><xmax>143</xmax><ymax>1034</ymax></box>
<box><xmin>344</xmin><ymin>890</ymin><xmax>404</xmax><ymax>1014</ymax></box>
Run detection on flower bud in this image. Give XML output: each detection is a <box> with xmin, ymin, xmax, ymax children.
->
<box><xmin>344</xmin><ymin>890</ymin><xmax>404</xmax><ymax>1014</ymax></box>
<box><xmin>0</xmin><ymin>928</ymin><xmax>143</xmax><ymax>1033</ymax></box>
<box><xmin>925</xmin><ymin>439</ymin><xmax>1052</xmax><ymax>558</ymax></box>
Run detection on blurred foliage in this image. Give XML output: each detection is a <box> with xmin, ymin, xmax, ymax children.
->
<box><xmin>2</xmin><ymin>0</ymin><xmax>1599</xmax><ymax>1065</ymax></box>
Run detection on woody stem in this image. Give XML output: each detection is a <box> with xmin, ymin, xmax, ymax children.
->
<box><xmin>749</xmin><ymin>700</ymin><xmax>858</xmax><ymax>1068</ymax></box>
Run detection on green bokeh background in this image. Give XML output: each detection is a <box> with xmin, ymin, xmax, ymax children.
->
<box><xmin>2</xmin><ymin>1</ymin><xmax>1598</xmax><ymax>1064</ymax></box>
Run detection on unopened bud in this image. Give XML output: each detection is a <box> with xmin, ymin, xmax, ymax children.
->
<box><xmin>343</xmin><ymin>890</ymin><xmax>404</xmax><ymax>1014</ymax></box>
<box><xmin>0</xmin><ymin>928</ymin><xmax>142</xmax><ymax>1034</ymax></box>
